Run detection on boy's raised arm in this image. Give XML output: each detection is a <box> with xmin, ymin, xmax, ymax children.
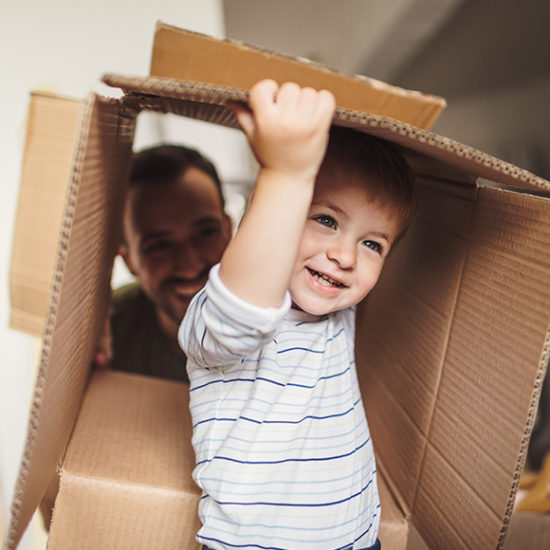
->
<box><xmin>219</xmin><ymin>79</ymin><xmax>335</xmax><ymax>308</ymax></box>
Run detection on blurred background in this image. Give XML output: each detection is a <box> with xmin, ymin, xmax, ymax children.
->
<box><xmin>1</xmin><ymin>0</ymin><xmax>548</xmax><ymax>547</ymax></box>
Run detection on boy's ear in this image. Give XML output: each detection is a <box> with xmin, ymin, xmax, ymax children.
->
<box><xmin>118</xmin><ymin>243</ymin><xmax>138</xmax><ymax>276</ymax></box>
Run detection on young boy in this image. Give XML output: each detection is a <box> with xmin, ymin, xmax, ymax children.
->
<box><xmin>179</xmin><ymin>79</ymin><xmax>415</xmax><ymax>550</ymax></box>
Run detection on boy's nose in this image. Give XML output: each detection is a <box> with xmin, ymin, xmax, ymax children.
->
<box><xmin>326</xmin><ymin>241</ymin><xmax>356</xmax><ymax>269</ymax></box>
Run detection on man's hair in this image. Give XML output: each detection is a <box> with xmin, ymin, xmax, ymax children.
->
<box><xmin>129</xmin><ymin>144</ymin><xmax>225</xmax><ymax>208</ymax></box>
<box><xmin>323</xmin><ymin>126</ymin><xmax>416</xmax><ymax>238</ymax></box>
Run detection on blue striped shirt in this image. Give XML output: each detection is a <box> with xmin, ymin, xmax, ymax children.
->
<box><xmin>179</xmin><ymin>265</ymin><xmax>380</xmax><ymax>550</ymax></box>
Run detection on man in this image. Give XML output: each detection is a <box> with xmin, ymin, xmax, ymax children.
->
<box><xmin>108</xmin><ymin>144</ymin><xmax>232</xmax><ymax>382</ymax></box>
<box><xmin>40</xmin><ymin>144</ymin><xmax>231</xmax><ymax>528</ymax></box>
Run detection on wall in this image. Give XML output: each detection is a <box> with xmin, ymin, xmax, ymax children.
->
<box><xmin>430</xmin><ymin>77</ymin><xmax>550</xmax><ymax>181</ymax></box>
<box><xmin>0</xmin><ymin>2</ymin><xmax>245</xmax><ymax>548</ymax></box>
<box><xmin>393</xmin><ymin>0</ymin><xmax>550</xmax><ymax>181</ymax></box>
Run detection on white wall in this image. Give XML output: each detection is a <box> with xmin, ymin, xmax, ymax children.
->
<box><xmin>0</xmin><ymin>2</ymin><xmax>249</xmax><ymax>548</ymax></box>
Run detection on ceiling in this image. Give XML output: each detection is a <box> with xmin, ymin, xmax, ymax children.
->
<box><xmin>222</xmin><ymin>0</ymin><xmax>550</xmax><ymax>179</ymax></box>
<box><xmin>223</xmin><ymin>0</ymin><xmax>550</xmax><ymax>101</ymax></box>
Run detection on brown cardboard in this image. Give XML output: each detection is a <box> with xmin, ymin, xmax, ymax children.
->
<box><xmin>503</xmin><ymin>511</ymin><xmax>550</xmax><ymax>549</ymax></box>
<box><xmin>4</xmin><ymin>93</ymin><xmax>135</xmax><ymax>550</ymax></box>
<box><xmin>9</xmin><ymin>92</ymin><xmax>82</xmax><ymax>337</ymax></box>
<box><xmin>5</xmin><ymin>33</ymin><xmax>550</xmax><ymax>550</ymax></box>
<box><xmin>150</xmin><ymin>22</ymin><xmax>447</xmax><ymax>131</ymax></box>
<box><xmin>46</xmin><ymin>370</ymin><xmax>405</xmax><ymax>550</ymax></box>
<box><xmin>378</xmin><ymin>471</ymin><xmax>409</xmax><ymax>549</ymax></box>
<box><xmin>48</xmin><ymin>370</ymin><xmax>201</xmax><ymax>550</ymax></box>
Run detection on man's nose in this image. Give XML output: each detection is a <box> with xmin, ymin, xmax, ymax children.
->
<box><xmin>172</xmin><ymin>242</ymin><xmax>201</xmax><ymax>273</ymax></box>
<box><xmin>326</xmin><ymin>238</ymin><xmax>356</xmax><ymax>269</ymax></box>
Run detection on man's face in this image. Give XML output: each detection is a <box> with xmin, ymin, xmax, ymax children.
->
<box><xmin>121</xmin><ymin>167</ymin><xmax>231</xmax><ymax>329</ymax></box>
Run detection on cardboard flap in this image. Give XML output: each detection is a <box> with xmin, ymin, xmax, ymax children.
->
<box><xmin>150</xmin><ymin>22</ymin><xmax>446</xmax><ymax>130</ymax></box>
<box><xmin>9</xmin><ymin>92</ymin><xmax>82</xmax><ymax>337</ymax></box>
<box><xmin>356</xmin><ymin>175</ymin><xmax>477</xmax><ymax>513</ymax></box>
<box><xmin>5</xmin><ymin>94</ymin><xmax>135</xmax><ymax>550</ymax></box>
<box><xmin>358</xmin><ymin>183</ymin><xmax>550</xmax><ymax>549</ymax></box>
<box><xmin>503</xmin><ymin>512</ymin><xmax>550</xmax><ymax>549</ymax></box>
<box><xmin>101</xmin><ymin>73</ymin><xmax>550</xmax><ymax>195</ymax></box>
<box><xmin>414</xmin><ymin>188</ymin><xmax>550</xmax><ymax>549</ymax></box>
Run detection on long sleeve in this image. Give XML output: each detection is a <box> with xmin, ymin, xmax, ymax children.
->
<box><xmin>180</xmin><ymin>267</ymin><xmax>379</xmax><ymax>549</ymax></box>
<box><xmin>178</xmin><ymin>264</ymin><xmax>291</xmax><ymax>370</ymax></box>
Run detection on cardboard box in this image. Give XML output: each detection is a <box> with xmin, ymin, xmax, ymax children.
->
<box><xmin>5</xmin><ymin>26</ymin><xmax>550</xmax><ymax>550</ymax></box>
<box><xmin>150</xmin><ymin>22</ymin><xmax>447</xmax><ymax>131</ymax></box>
<box><xmin>503</xmin><ymin>511</ymin><xmax>550</xmax><ymax>549</ymax></box>
<box><xmin>9</xmin><ymin>92</ymin><xmax>82</xmax><ymax>337</ymax></box>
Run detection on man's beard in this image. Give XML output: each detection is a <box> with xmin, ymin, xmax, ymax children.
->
<box><xmin>157</xmin><ymin>269</ymin><xmax>210</xmax><ymax>323</ymax></box>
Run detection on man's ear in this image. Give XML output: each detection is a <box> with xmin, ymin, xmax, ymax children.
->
<box><xmin>118</xmin><ymin>244</ymin><xmax>138</xmax><ymax>276</ymax></box>
<box><xmin>223</xmin><ymin>213</ymin><xmax>234</xmax><ymax>238</ymax></box>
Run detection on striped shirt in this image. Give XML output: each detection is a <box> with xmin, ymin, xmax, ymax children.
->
<box><xmin>179</xmin><ymin>265</ymin><xmax>380</xmax><ymax>550</ymax></box>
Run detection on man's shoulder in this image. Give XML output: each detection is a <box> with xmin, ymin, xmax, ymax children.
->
<box><xmin>112</xmin><ymin>282</ymin><xmax>149</xmax><ymax>310</ymax></box>
<box><xmin>111</xmin><ymin>282</ymin><xmax>156</xmax><ymax>329</ymax></box>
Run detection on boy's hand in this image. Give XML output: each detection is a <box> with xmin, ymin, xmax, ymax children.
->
<box><xmin>219</xmin><ymin>80</ymin><xmax>335</xmax><ymax>308</ymax></box>
<box><xmin>232</xmin><ymin>79</ymin><xmax>336</xmax><ymax>183</ymax></box>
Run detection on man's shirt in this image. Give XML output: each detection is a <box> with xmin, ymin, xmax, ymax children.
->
<box><xmin>110</xmin><ymin>282</ymin><xmax>188</xmax><ymax>383</ymax></box>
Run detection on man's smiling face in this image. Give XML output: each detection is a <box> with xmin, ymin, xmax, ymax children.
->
<box><xmin>121</xmin><ymin>166</ymin><xmax>231</xmax><ymax>332</ymax></box>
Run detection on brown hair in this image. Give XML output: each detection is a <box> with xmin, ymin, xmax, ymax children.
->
<box><xmin>129</xmin><ymin>144</ymin><xmax>225</xmax><ymax>209</ymax></box>
<box><xmin>322</xmin><ymin>126</ymin><xmax>416</xmax><ymax>238</ymax></box>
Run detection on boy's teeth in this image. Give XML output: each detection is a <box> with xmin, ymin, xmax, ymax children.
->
<box><xmin>310</xmin><ymin>269</ymin><xmax>342</xmax><ymax>287</ymax></box>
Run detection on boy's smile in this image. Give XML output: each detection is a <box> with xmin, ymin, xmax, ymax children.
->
<box><xmin>290</xmin><ymin>172</ymin><xmax>401</xmax><ymax>316</ymax></box>
<box><xmin>306</xmin><ymin>266</ymin><xmax>346</xmax><ymax>291</ymax></box>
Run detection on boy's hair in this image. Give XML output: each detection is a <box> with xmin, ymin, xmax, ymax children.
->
<box><xmin>129</xmin><ymin>144</ymin><xmax>225</xmax><ymax>209</ymax></box>
<box><xmin>323</xmin><ymin>126</ymin><xmax>416</xmax><ymax>238</ymax></box>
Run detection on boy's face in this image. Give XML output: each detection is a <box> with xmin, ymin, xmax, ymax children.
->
<box><xmin>121</xmin><ymin>167</ymin><xmax>231</xmax><ymax>330</ymax></box>
<box><xmin>289</xmin><ymin>170</ymin><xmax>400</xmax><ymax>316</ymax></box>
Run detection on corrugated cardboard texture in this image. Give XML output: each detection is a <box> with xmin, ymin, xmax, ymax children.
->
<box><xmin>503</xmin><ymin>511</ymin><xmax>550</xmax><ymax>549</ymax></box>
<box><xmin>103</xmin><ymin>74</ymin><xmax>548</xmax><ymax>195</ymax></box>
<box><xmin>150</xmin><ymin>22</ymin><xmax>446</xmax><ymax>130</ymax></box>
<box><xmin>378</xmin><ymin>470</ymin><xmax>409</xmax><ymax>549</ymax></box>
<box><xmin>5</xmin><ymin>95</ymin><xmax>135</xmax><ymax>550</ymax></box>
<box><xmin>7</xmin><ymin>78</ymin><xmax>550</xmax><ymax>549</ymax></box>
<box><xmin>48</xmin><ymin>370</ymin><xmax>201</xmax><ymax>550</ymax></box>
<box><xmin>9</xmin><ymin>93</ymin><xmax>82</xmax><ymax>336</ymax></box>
<box><xmin>357</xmin><ymin>181</ymin><xmax>550</xmax><ymax>549</ymax></box>
<box><xmin>356</xmin><ymin>172</ymin><xmax>477</xmax><ymax>509</ymax></box>
<box><xmin>415</xmin><ymin>188</ymin><xmax>550</xmax><ymax>549</ymax></box>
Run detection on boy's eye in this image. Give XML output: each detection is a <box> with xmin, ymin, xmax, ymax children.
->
<box><xmin>313</xmin><ymin>214</ymin><xmax>336</xmax><ymax>229</ymax></box>
<box><xmin>363</xmin><ymin>240</ymin><xmax>383</xmax><ymax>254</ymax></box>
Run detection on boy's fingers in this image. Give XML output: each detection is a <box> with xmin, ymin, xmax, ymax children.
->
<box><xmin>249</xmin><ymin>79</ymin><xmax>279</xmax><ymax>111</ymax></box>
<box><xmin>276</xmin><ymin>81</ymin><xmax>301</xmax><ymax>108</ymax></box>
<box><xmin>228</xmin><ymin>101</ymin><xmax>256</xmax><ymax>138</ymax></box>
<box><xmin>296</xmin><ymin>86</ymin><xmax>318</xmax><ymax>116</ymax></box>
<box><xmin>316</xmin><ymin>89</ymin><xmax>336</xmax><ymax>119</ymax></box>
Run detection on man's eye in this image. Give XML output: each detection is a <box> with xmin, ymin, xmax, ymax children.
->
<box><xmin>199</xmin><ymin>226</ymin><xmax>221</xmax><ymax>238</ymax></box>
<box><xmin>363</xmin><ymin>240</ymin><xmax>382</xmax><ymax>254</ymax></box>
<box><xmin>313</xmin><ymin>215</ymin><xmax>336</xmax><ymax>229</ymax></box>
<box><xmin>144</xmin><ymin>241</ymin><xmax>169</xmax><ymax>254</ymax></box>
<box><xmin>193</xmin><ymin>225</ymin><xmax>222</xmax><ymax>243</ymax></box>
